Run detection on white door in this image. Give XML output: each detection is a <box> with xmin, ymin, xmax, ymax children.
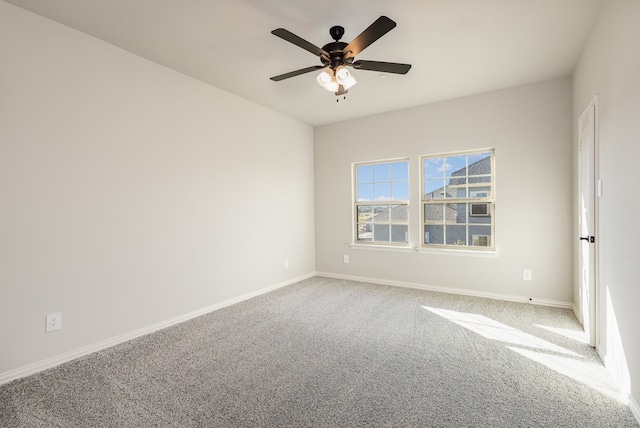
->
<box><xmin>578</xmin><ymin>98</ymin><xmax>597</xmax><ymax>347</ymax></box>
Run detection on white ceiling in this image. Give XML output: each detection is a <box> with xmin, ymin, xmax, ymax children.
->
<box><xmin>5</xmin><ymin>0</ymin><xmax>602</xmax><ymax>127</ymax></box>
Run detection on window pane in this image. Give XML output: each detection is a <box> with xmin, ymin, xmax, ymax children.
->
<box><xmin>357</xmin><ymin>164</ymin><xmax>373</xmax><ymax>184</ymax></box>
<box><xmin>372</xmin><ymin>205</ymin><xmax>390</xmax><ymax>223</ymax></box>
<box><xmin>357</xmin><ymin>205</ymin><xmax>373</xmax><ymax>222</ymax></box>
<box><xmin>373</xmin><ymin>224</ymin><xmax>390</xmax><ymax>242</ymax></box>
<box><xmin>446</xmin><ymin>203</ymin><xmax>467</xmax><ymax>224</ymax></box>
<box><xmin>470</xmin><ymin>225</ymin><xmax>491</xmax><ymax>247</ymax></box>
<box><xmin>468</xmin><ymin>152</ymin><xmax>492</xmax><ymax>175</ymax></box>
<box><xmin>469</xmin><ymin>176</ymin><xmax>491</xmax><ymax>187</ymax></box>
<box><xmin>389</xmin><ymin>204</ymin><xmax>408</xmax><ymax>223</ymax></box>
<box><xmin>443</xmin><ymin>204</ymin><xmax>467</xmax><ymax>224</ymax></box>
<box><xmin>424</xmin><ymin>179</ymin><xmax>445</xmax><ymax>199</ymax></box>
<box><xmin>453</xmin><ymin>182</ymin><xmax>468</xmax><ymax>198</ymax></box>
<box><xmin>373</xmin><ymin>205</ymin><xmax>388</xmax><ymax>215</ymax></box>
<box><xmin>391</xmin><ymin>181</ymin><xmax>409</xmax><ymax>201</ymax></box>
<box><xmin>357</xmin><ymin>223</ymin><xmax>372</xmax><ymax>241</ymax></box>
<box><xmin>391</xmin><ymin>161</ymin><xmax>408</xmax><ymax>181</ymax></box>
<box><xmin>446</xmin><ymin>156</ymin><xmax>467</xmax><ymax>178</ymax></box>
<box><xmin>391</xmin><ymin>225</ymin><xmax>408</xmax><ymax>243</ymax></box>
<box><xmin>469</xmin><ymin>205</ymin><xmax>491</xmax><ymax>224</ymax></box>
<box><xmin>469</xmin><ymin>225</ymin><xmax>491</xmax><ymax>235</ymax></box>
<box><xmin>424</xmin><ymin>204</ymin><xmax>443</xmax><ymax>223</ymax></box>
<box><xmin>469</xmin><ymin>186</ymin><xmax>491</xmax><ymax>198</ymax></box>
<box><xmin>357</xmin><ymin>184</ymin><xmax>373</xmax><ymax>201</ymax></box>
<box><xmin>373</xmin><ymin>183</ymin><xmax>390</xmax><ymax>201</ymax></box>
<box><xmin>425</xmin><ymin>225</ymin><xmax>443</xmax><ymax>244</ymax></box>
<box><xmin>443</xmin><ymin>203</ymin><xmax>458</xmax><ymax>223</ymax></box>
<box><xmin>424</xmin><ymin>158</ymin><xmax>444</xmax><ymax>179</ymax></box>
<box><xmin>446</xmin><ymin>225</ymin><xmax>466</xmax><ymax>245</ymax></box>
<box><xmin>373</xmin><ymin>163</ymin><xmax>390</xmax><ymax>182</ymax></box>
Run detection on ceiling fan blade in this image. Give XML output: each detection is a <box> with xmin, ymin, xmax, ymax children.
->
<box><xmin>343</xmin><ymin>16</ymin><xmax>397</xmax><ymax>59</ymax></box>
<box><xmin>271</xmin><ymin>28</ymin><xmax>329</xmax><ymax>58</ymax></box>
<box><xmin>270</xmin><ymin>65</ymin><xmax>326</xmax><ymax>81</ymax></box>
<box><xmin>352</xmin><ymin>60</ymin><xmax>412</xmax><ymax>74</ymax></box>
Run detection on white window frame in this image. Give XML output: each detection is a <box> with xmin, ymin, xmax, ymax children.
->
<box><xmin>420</xmin><ymin>149</ymin><xmax>495</xmax><ymax>251</ymax></box>
<box><xmin>352</xmin><ymin>158</ymin><xmax>410</xmax><ymax>247</ymax></box>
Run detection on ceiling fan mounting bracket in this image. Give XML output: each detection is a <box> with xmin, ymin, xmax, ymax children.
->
<box><xmin>329</xmin><ymin>25</ymin><xmax>345</xmax><ymax>42</ymax></box>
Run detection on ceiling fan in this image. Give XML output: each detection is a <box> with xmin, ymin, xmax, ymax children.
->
<box><xmin>270</xmin><ymin>16</ymin><xmax>411</xmax><ymax>96</ymax></box>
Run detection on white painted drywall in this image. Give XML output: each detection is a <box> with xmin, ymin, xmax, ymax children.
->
<box><xmin>0</xmin><ymin>1</ymin><xmax>315</xmax><ymax>374</ymax></box>
<box><xmin>314</xmin><ymin>78</ymin><xmax>573</xmax><ymax>303</ymax></box>
<box><xmin>573</xmin><ymin>0</ymin><xmax>640</xmax><ymax>410</ymax></box>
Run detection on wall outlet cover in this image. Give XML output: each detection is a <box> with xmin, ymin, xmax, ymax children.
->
<box><xmin>46</xmin><ymin>312</ymin><xmax>62</xmax><ymax>332</ymax></box>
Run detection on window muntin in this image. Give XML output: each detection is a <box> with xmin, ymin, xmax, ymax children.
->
<box><xmin>355</xmin><ymin>159</ymin><xmax>409</xmax><ymax>245</ymax></box>
<box><xmin>421</xmin><ymin>150</ymin><xmax>494</xmax><ymax>250</ymax></box>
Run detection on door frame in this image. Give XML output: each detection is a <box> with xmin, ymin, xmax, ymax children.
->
<box><xmin>577</xmin><ymin>95</ymin><xmax>599</xmax><ymax>348</ymax></box>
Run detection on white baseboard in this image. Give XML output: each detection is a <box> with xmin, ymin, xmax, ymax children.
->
<box><xmin>0</xmin><ymin>273</ymin><xmax>315</xmax><ymax>386</ymax></box>
<box><xmin>316</xmin><ymin>272</ymin><xmax>573</xmax><ymax>309</ymax></box>
<box><xmin>572</xmin><ymin>304</ymin><xmax>581</xmax><ymax>323</ymax></box>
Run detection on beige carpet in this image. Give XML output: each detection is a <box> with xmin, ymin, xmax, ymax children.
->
<box><xmin>1</xmin><ymin>276</ymin><xmax>637</xmax><ymax>427</ymax></box>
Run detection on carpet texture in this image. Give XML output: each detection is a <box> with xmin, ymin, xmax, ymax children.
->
<box><xmin>1</xmin><ymin>276</ymin><xmax>638</xmax><ymax>427</ymax></box>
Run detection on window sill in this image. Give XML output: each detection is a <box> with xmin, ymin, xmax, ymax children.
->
<box><xmin>416</xmin><ymin>247</ymin><xmax>499</xmax><ymax>258</ymax></box>
<box><xmin>349</xmin><ymin>244</ymin><xmax>414</xmax><ymax>253</ymax></box>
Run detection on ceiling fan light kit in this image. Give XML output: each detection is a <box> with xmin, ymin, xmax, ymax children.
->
<box><xmin>270</xmin><ymin>16</ymin><xmax>411</xmax><ymax>98</ymax></box>
<box><xmin>316</xmin><ymin>66</ymin><xmax>357</xmax><ymax>93</ymax></box>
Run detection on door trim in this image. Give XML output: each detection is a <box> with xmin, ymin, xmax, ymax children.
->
<box><xmin>577</xmin><ymin>95</ymin><xmax>599</xmax><ymax>348</ymax></box>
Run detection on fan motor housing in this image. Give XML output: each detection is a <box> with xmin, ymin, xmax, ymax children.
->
<box><xmin>321</xmin><ymin>41</ymin><xmax>349</xmax><ymax>67</ymax></box>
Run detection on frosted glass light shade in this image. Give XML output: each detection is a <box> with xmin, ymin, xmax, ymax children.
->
<box><xmin>316</xmin><ymin>69</ymin><xmax>333</xmax><ymax>87</ymax></box>
<box><xmin>335</xmin><ymin>66</ymin><xmax>357</xmax><ymax>90</ymax></box>
<box><xmin>335</xmin><ymin>66</ymin><xmax>349</xmax><ymax>81</ymax></box>
<box><xmin>325</xmin><ymin>80</ymin><xmax>339</xmax><ymax>92</ymax></box>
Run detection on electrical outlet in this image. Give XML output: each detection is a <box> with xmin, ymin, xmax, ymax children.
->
<box><xmin>343</xmin><ymin>255</ymin><xmax>349</xmax><ymax>264</ymax></box>
<box><xmin>522</xmin><ymin>269</ymin><xmax>533</xmax><ymax>281</ymax></box>
<box><xmin>46</xmin><ymin>312</ymin><xmax>62</xmax><ymax>332</ymax></box>
<box><xmin>284</xmin><ymin>258</ymin><xmax>289</xmax><ymax>268</ymax></box>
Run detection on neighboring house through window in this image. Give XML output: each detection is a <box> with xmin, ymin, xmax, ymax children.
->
<box><xmin>421</xmin><ymin>150</ymin><xmax>495</xmax><ymax>250</ymax></box>
<box><xmin>354</xmin><ymin>159</ymin><xmax>409</xmax><ymax>245</ymax></box>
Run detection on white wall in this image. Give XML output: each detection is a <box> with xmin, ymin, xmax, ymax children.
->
<box><xmin>0</xmin><ymin>1</ymin><xmax>315</xmax><ymax>376</ymax></box>
<box><xmin>315</xmin><ymin>78</ymin><xmax>573</xmax><ymax>304</ymax></box>
<box><xmin>573</xmin><ymin>0</ymin><xmax>640</xmax><ymax>411</ymax></box>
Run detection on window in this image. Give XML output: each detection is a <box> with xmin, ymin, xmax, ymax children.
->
<box><xmin>354</xmin><ymin>159</ymin><xmax>409</xmax><ymax>245</ymax></box>
<box><xmin>421</xmin><ymin>150</ymin><xmax>494</xmax><ymax>250</ymax></box>
<box><xmin>470</xmin><ymin>203</ymin><xmax>489</xmax><ymax>216</ymax></box>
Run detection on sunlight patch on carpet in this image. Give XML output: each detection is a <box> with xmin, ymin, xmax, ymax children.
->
<box><xmin>533</xmin><ymin>324</ymin><xmax>589</xmax><ymax>344</ymax></box>
<box><xmin>422</xmin><ymin>307</ymin><xmax>580</xmax><ymax>357</ymax></box>
<box><xmin>422</xmin><ymin>306</ymin><xmax>624</xmax><ymax>402</ymax></box>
